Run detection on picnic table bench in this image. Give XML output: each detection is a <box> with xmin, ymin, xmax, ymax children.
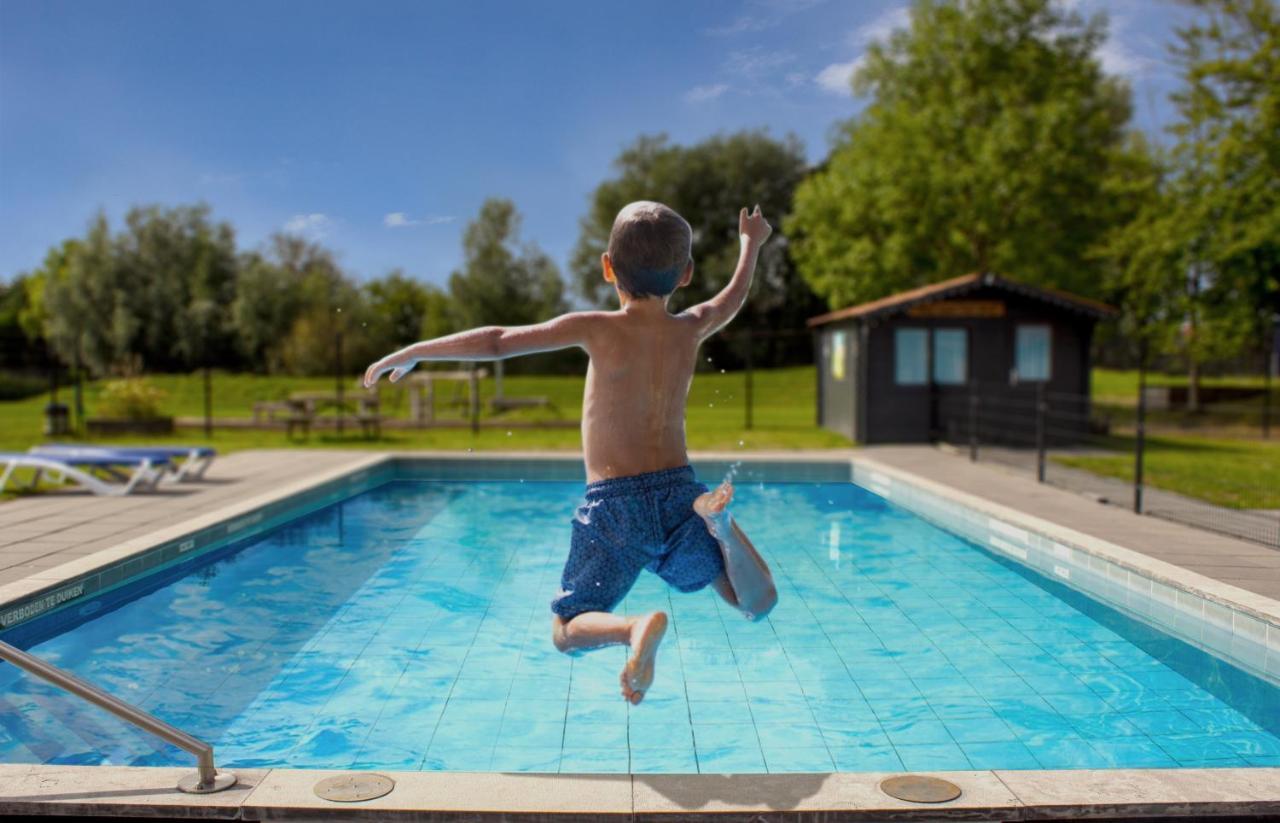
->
<box><xmin>253</xmin><ymin>388</ymin><xmax>381</xmax><ymax>439</ymax></box>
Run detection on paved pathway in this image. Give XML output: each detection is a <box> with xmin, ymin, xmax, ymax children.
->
<box><xmin>864</xmin><ymin>445</ymin><xmax>1280</xmax><ymax>601</ymax></box>
<box><xmin>974</xmin><ymin>444</ymin><xmax>1280</xmax><ymax>549</ymax></box>
<box><xmin>0</xmin><ymin>450</ymin><xmax>373</xmax><ymax>588</ymax></box>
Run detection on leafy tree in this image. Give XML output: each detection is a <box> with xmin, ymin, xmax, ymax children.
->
<box><xmin>363</xmin><ymin>270</ymin><xmax>438</xmax><ymax>353</ymax></box>
<box><xmin>419</xmin><ymin>286</ymin><xmax>456</xmax><ymax>341</ymax></box>
<box><xmin>572</xmin><ymin>131</ymin><xmax>817</xmax><ymax>366</ymax></box>
<box><xmin>231</xmin><ymin>251</ymin><xmax>301</xmax><ymax>373</ymax></box>
<box><xmin>449</xmin><ymin>198</ymin><xmax>567</xmax><ymax>329</ymax></box>
<box><xmin>0</xmin><ymin>275</ymin><xmax>42</xmax><ymax>369</ymax></box>
<box><xmin>39</xmin><ymin>214</ymin><xmax>130</xmax><ymax>375</ymax></box>
<box><xmin>1100</xmin><ymin>0</ymin><xmax>1278</xmax><ymax>406</ymax></box>
<box><xmin>787</xmin><ymin>0</ymin><xmax>1134</xmax><ymax>308</ymax></box>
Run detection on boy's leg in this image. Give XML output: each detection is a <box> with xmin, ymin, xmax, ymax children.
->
<box><xmin>551</xmin><ymin>610</ymin><xmax>668</xmax><ymax>705</ymax></box>
<box><xmin>694</xmin><ymin>482</ymin><xmax>778</xmax><ymax>620</ymax></box>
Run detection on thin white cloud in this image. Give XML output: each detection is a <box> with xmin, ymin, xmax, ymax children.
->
<box><xmin>283</xmin><ymin>213</ymin><xmax>332</xmax><ymax>238</ymax></box>
<box><xmin>704</xmin><ymin>0</ymin><xmax>826</xmax><ymax>36</ymax></box>
<box><xmin>815</xmin><ymin>57</ymin><xmax>864</xmax><ymax>94</ymax></box>
<box><xmin>383</xmin><ymin>212</ymin><xmax>455</xmax><ymax>228</ymax></box>
<box><xmin>812</xmin><ymin>5</ymin><xmax>908</xmax><ymax>96</ymax></box>
<box><xmin>725</xmin><ymin>47</ymin><xmax>796</xmax><ymax>77</ymax></box>
<box><xmin>684</xmin><ymin>83</ymin><xmax>730</xmax><ymax>103</ymax></box>
<box><xmin>1097</xmin><ymin>37</ymin><xmax>1157</xmax><ymax>76</ymax></box>
<box><xmin>706</xmin><ymin>16</ymin><xmax>772</xmax><ymax>36</ymax></box>
<box><xmin>850</xmin><ymin>4</ymin><xmax>910</xmax><ymax>47</ymax></box>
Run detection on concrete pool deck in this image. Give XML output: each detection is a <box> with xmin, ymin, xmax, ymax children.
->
<box><xmin>1</xmin><ymin>447</ymin><xmax>1279</xmax><ymax>819</ymax></box>
<box><xmin>2</xmin><ymin>763</ymin><xmax>1279</xmax><ymax>820</ymax></box>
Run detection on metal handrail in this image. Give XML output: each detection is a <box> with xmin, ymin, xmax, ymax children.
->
<box><xmin>0</xmin><ymin>639</ymin><xmax>236</xmax><ymax>793</ymax></box>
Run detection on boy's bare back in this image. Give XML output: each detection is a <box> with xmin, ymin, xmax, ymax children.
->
<box><xmin>575</xmin><ymin>304</ymin><xmax>700</xmax><ymax>482</ymax></box>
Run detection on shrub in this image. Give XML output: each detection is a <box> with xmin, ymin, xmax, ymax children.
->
<box><xmin>96</xmin><ymin>378</ymin><xmax>169</xmax><ymax>420</ymax></box>
<box><xmin>0</xmin><ymin>371</ymin><xmax>47</xmax><ymax>401</ymax></box>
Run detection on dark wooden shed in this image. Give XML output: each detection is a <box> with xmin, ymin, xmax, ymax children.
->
<box><xmin>808</xmin><ymin>273</ymin><xmax>1116</xmax><ymax>444</ymax></box>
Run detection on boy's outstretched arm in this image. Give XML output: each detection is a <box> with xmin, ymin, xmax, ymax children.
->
<box><xmin>363</xmin><ymin>312</ymin><xmax>599</xmax><ymax>388</ymax></box>
<box><xmin>683</xmin><ymin>205</ymin><xmax>772</xmax><ymax>340</ymax></box>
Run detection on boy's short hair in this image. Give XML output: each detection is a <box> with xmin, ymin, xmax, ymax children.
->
<box><xmin>606</xmin><ymin>201</ymin><xmax>693</xmax><ymax>299</ymax></box>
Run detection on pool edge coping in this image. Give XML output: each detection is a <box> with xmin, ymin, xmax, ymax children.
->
<box><xmin>2</xmin><ymin>763</ymin><xmax>1279</xmax><ymax>819</ymax></box>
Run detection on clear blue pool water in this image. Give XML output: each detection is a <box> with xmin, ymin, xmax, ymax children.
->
<box><xmin>1</xmin><ymin>479</ymin><xmax>1278</xmax><ymax>773</ymax></box>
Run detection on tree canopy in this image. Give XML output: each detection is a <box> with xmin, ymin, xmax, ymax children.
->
<box><xmin>449</xmin><ymin>198</ymin><xmax>567</xmax><ymax>330</ymax></box>
<box><xmin>787</xmin><ymin>0</ymin><xmax>1136</xmax><ymax>308</ymax></box>
<box><xmin>1099</xmin><ymin>0</ymin><xmax>1278</xmax><ymax>395</ymax></box>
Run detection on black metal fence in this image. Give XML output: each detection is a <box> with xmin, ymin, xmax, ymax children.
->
<box><xmin>936</xmin><ymin>379</ymin><xmax>1280</xmax><ymax>549</ymax></box>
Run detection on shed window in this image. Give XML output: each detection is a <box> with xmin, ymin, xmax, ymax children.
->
<box><xmin>1016</xmin><ymin>324</ymin><xmax>1052</xmax><ymax>381</ymax></box>
<box><xmin>932</xmin><ymin>329</ymin><xmax>968</xmax><ymax>385</ymax></box>
<box><xmin>894</xmin><ymin>328</ymin><xmax>928</xmax><ymax>385</ymax></box>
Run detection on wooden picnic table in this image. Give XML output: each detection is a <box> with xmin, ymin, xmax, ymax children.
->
<box><xmin>405</xmin><ymin>368</ymin><xmax>488</xmax><ymax>425</ymax></box>
<box><xmin>276</xmin><ymin>388</ymin><xmax>381</xmax><ymax>439</ymax></box>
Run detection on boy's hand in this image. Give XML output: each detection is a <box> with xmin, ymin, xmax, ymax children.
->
<box><xmin>739</xmin><ymin>204</ymin><xmax>772</xmax><ymax>247</ymax></box>
<box><xmin>363</xmin><ymin>352</ymin><xmax>416</xmax><ymax>388</ymax></box>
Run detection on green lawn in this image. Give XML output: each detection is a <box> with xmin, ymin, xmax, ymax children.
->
<box><xmin>1056</xmin><ymin>434</ymin><xmax>1280</xmax><ymax>509</ymax></box>
<box><xmin>1092</xmin><ymin>367</ymin><xmax>1272</xmax><ymax>406</ymax></box>
<box><xmin>0</xmin><ymin>366</ymin><xmax>850</xmax><ymax>457</ymax></box>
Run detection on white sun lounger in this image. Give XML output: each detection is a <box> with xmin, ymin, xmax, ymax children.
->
<box><xmin>29</xmin><ymin>445</ymin><xmax>216</xmax><ymax>482</ymax></box>
<box><xmin>0</xmin><ymin>452</ymin><xmax>170</xmax><ymax>496</ymax></box>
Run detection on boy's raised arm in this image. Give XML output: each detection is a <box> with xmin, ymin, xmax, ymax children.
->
<box><xmin>684</xmin><ymin>205</ymin><xmax>772</xmax><ymax>339</ymax></box>
<box><xmin>363</xmin><ymin>312</ymin><xmax>599</xmax><ymax>388</ymax></box>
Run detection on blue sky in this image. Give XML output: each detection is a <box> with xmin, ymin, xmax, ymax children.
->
<box><xmin>0</xmin><ymin>0</ymin><xmax>1192</xmax><ymax>290</ymax></box>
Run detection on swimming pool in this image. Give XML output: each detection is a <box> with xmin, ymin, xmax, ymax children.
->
<box><xmin>2</xmin><ymin>473</ymin><xmax>1278</xmax><ymax>774</ymax></box>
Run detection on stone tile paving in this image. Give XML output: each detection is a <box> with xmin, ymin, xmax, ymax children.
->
<box><xmin>0</xmin><ymin>450</ymin><xmax>375</xmax><ymax>587</ymax></box>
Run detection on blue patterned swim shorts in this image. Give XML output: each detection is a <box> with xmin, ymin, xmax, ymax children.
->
<box><xmin>551</xmin><ymin>465</ymin><xmax>725</xmax><ymax>620</ymax></box>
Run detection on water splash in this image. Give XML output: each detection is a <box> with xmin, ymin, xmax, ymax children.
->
<box><xmin>573</xmin><ymin>500</ymin><xmax>602</xmax><ymax>525</ymax></box>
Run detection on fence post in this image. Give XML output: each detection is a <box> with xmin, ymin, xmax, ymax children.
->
<box><xmin>73</xmin><ymin>352</ymin><xmax>84</xmax><ymax>435</ymax></box>
<box><xmin>1035</xmin><ymin>382</ymin><xmax>1047</xmax><ymax>483</ymax></box>
<box><xmin>1264</xmin><ymin>350</ymin><xmax>1273</xmax><ymax>439</ymax></box>
<box><xmin>1134</xmin><ymin>360</ymin><xmax>1147</xmax><ymax>514</ymax></box>
<box><xmin>968</xmin><ymin>382</ymin><xmax>979</xmax><ymax>462</ymax></box>
<box><xmin>334</xmin><ymin>330</ymin><xmax>345</xmax><ymax>437</ymax></box>
<box><xmin>470</xmin><ymin>365</ymin><xmax>480</xmax><ymax>434</ymax></box>
<box><xmin>203</xmin><ymin>366</ymin><xmax>213</xmax><ymax>439</ymax></box>
<box><xmin>744</xmin><ymin>333</ymin><xmax>754</xmax><ymax>431</ymax></box>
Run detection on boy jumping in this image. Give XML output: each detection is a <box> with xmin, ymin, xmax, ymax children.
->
<box><xmin>364</xmin><ymin>202</ymin><xmax>778</xmax><ymax>704</ymax></box>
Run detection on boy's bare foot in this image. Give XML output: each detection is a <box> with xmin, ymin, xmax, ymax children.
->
<box><xmin>694</xmin><ymin>481</ymin><xmax>734</xmax><ymax>524</ymax></box>
<box><xmin>621</xmin><ymin>611</ymin><xmax>667</xmax><ymax>705</ymax></box>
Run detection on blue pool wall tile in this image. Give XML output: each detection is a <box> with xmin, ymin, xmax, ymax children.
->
<box><xmin>851</xmin><ymin>461</ymin><xmax>1280</xmax><ymax>686</ymax></box>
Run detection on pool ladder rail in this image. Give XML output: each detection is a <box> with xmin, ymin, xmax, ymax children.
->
<box><xmin>0</xmin><ymin>639</ymin><xmax>237</xmax><ymax>793</ymax></box>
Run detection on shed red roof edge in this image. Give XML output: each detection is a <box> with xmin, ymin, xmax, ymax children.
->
<box><xmin>806</xmin><ymin>273</ymin><xmax>1117</xmax><ymax>327</ymax></box>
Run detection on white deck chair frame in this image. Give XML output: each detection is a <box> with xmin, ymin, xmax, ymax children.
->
<box><xmin>0</xmin><ymin>455</ymin><xmax>165</xmax><ymax>496</ymax></box>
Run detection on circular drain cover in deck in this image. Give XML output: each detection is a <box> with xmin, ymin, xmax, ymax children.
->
<box><xmin>313</xmin><ymin>773</ymin><xmax>395</xmax><ymax>802</ymax></box>
<box><xmin>879</xmin><ymin>775</ymin><xmax>961</xmax><ymax>804</ymax></box>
